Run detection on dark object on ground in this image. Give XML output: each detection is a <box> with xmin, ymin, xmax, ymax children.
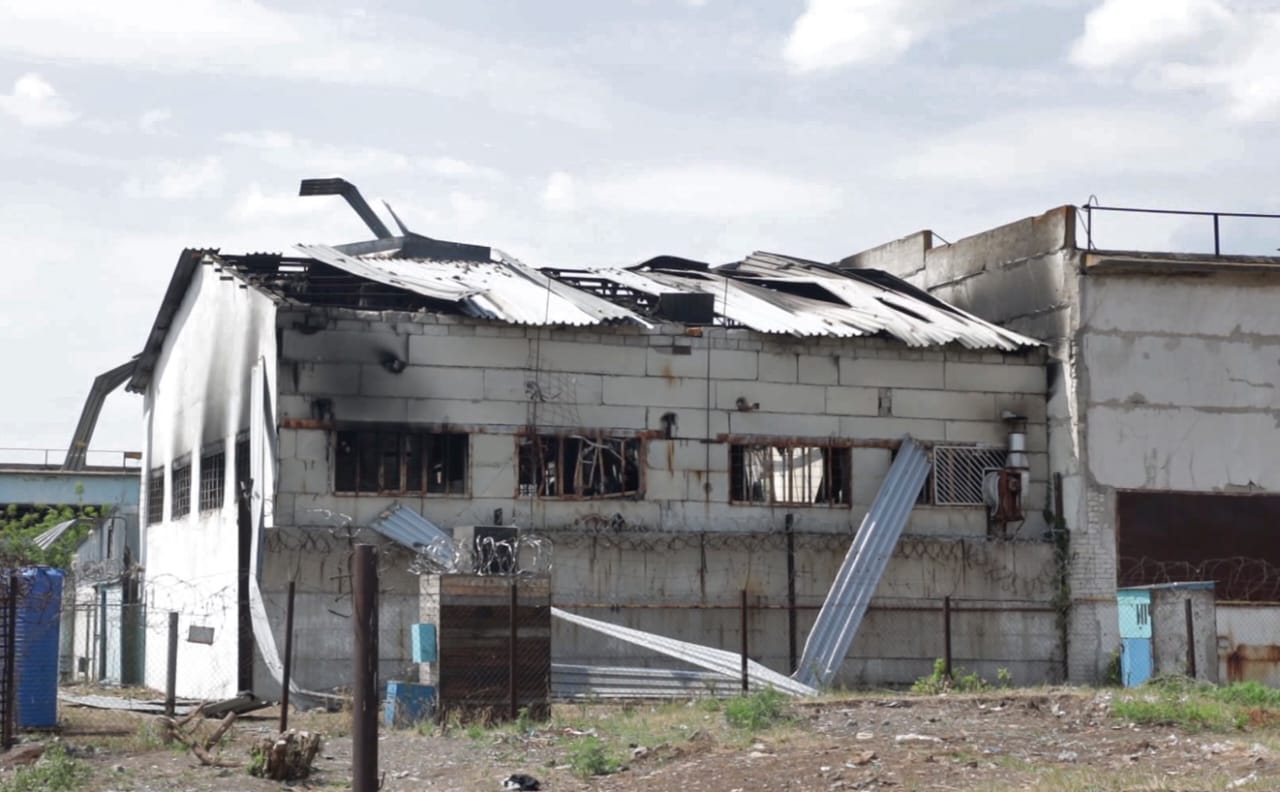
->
<box><xmin>249</xmin><ymin>729</ymin><xmax>323</xmax><ymax>781</ymax></box>
<box><xmin>502</xmin><ymin>773</ymin><xmax>542</xmax><ymax>790</ymax></box>
<box><xmin>0</xmin><ymin>742</ymin><xmax>44</xmax><ymax>767</ymax></box>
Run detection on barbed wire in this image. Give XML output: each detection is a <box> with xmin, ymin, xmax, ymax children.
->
<box><xmin>1119</xmin><ymin>555</ymin><xmax>1280</xmax><ymax>602</ymax></box>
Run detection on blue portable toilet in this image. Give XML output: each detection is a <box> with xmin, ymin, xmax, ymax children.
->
<box><xmin>16</xmin><ymin>567</ymin><xmax>64</xmax><ymax>728</ymax></box>
<box><xmin>1116</xmin><ymin>587</ymin><xmax>1153</xmax><ymax>687</ymax></box>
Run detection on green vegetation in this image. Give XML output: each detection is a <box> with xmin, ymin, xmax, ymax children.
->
<box><xmin>910</xmin><ymin>658</ymin><xmax>991</xmax><ymax>694</ymax></box>
<box><xmin>565</xmin><ymin>735</ymin><xmax>621</xmax><ymax>778</ymax></box>
<box><xmin>1111</xmin><ymin>676</ymin><xmax>1280</xmax><ymax>732</ymax></box>
<box><xmin>723</xmin><ymin>688</ymin><xmax>789</xmax><ymax>731</ymax></box>
<box><xmin>0</xmin><ymin>503</ymin><xmax>100</xmax><ymax>569</ymax></box>
<box><xmin>0</xmin><ymin>745</ymin><xmax>88</xmax><ymax>792</ymax></box>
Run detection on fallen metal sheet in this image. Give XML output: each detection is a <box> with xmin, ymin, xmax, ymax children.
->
<box><xmin>297</xmin><ymin>243</ymin><xmax>650</xmax><ymax>328</ymax></box>
<box><xmin>551</xmin><ymin>608</ymin><xmax>816</xmax><ymax>697</ymax></box>
<box><xmin>794</xmin><ymin>436</ymin><xmax>932</xmax><ymax>689</ymax></box>
<box><xmin>552</xmin><ymin>664</ymin><xmax>741</xmax><ymax>699</ymax></box>
<box><xmin>58</xmin><ymin>693</ymin><xmax>199</xmax><ymax>715</ymax></box>
<box><xmin>367</xmin><ymin>503</ymin><xmax>460</xmax><ymax>572</ymax></box>
<box><xmin>33</xmin><ymin>518</ymin><xmax>88</xmax><ymax>550</ymax></box>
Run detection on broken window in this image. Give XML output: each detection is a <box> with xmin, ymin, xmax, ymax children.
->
<box><xmin>518</xmin><ymin>434</ymin><xmax>642</xmax><ymax>498</ymax></box>
<box><xmin>931</xmin><ymin>445</ymin><xmax>1007</xmax><ymax>506</ymax></box>
<box><xmin>334</xmin><ymin>427</ymin><xmax>468</xmax><ymax>495</ymax></box>
<box><xmin>729</xmin><ymin>444</ymin><xmax>851</xmax><ymax>507</ymax></box>
<box><xmin>199</xmin><ymin>448</ymin><xmax>225</xmax><ymax>512</ymax></box>
<box><xmin>146</xmin><ymin>467</ymin><xmax>165</xmax><ymax>525</ymax></box>
<box><xmin>172</xmin><ymin>460</ymin><xmax>192</xmax><ymax>519</ymax></box>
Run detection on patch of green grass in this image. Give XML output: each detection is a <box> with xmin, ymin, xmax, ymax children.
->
<box><xmin>1110</xmin><ymin>677</ymin><xmax>1280</xmax><ymax>732</ymax></box>
<box><xmin>0</xmin><ymin>745</ymin><xmax>88</xmax><ymax>792</ymax></box>
<box><xmin>566</xmin><ymin>735</ymin><xmax>621</xmax><ymax>778</ymax></box>
<box><xmin>723</xmin><ymin>688</ymin><xmax>789</xmax><ymax>731</ymax></box>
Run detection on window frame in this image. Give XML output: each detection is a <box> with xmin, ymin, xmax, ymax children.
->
<box><xmin>728</xmin><ymin>441</ymin><xmax>852</xmax><ymax>508</ymax></box>
<box><xmin>516</xmin><ymin>432</ymin><xmax>644</xmax><ymax>500</ymax></box>
<box><xmin>146</xmin><ymin>466</ymin><xmax>165</xmax><ymax>525</ymax></box>
<box><xmin>171</xmin><ymin>457</ymin><xmax>192</xmax><ymax>519</ymax></box>
<box><xmin>199</xmin><ymin>446</ymin><xmax>226</xmax><ymax>512</ymax></box>
<box><xmin>332</xmin><ymin>425</ymin><xmax>470</xmax><ymax>496</ymax></box>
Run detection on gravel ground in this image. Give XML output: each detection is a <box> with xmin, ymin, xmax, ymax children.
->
<box><xmin>30</xmin><ymin>689</ymin><xmax>1280</xmax><ymax>792</ymax></box>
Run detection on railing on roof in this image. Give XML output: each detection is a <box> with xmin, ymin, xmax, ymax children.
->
<box><xmin>1081</xmin><ymin>203</ymin><xmax>1280</xmax><ymax>258</ymax></box>
<box><xmin>0</xmin><ymin>448</ymin><xmax>141</xmax><ymax>471</ymax></box>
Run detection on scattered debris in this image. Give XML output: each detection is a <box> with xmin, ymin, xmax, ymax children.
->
<box><xmin>894</xmin><ymin>733</ymin><xmax>943</xmax><ymax>744</ymax></box>
<box><xmin>847</xmin><ymin>751</ymin><xmax>877</xmax><ymax>766</ymax></box>
<box><xmin>502</xmin><ymin>772</ymin><xmax>542</xmax><ymax>790</ymax></box>
<box><xmin>160</xmin><ymin>704</ymin><xmax>242</xmax><ymax>767</ymax></box>
<box><xmin>0</xmin><ymin>742</ymin><xmax>44</xmax><ymax>767</ymax></box>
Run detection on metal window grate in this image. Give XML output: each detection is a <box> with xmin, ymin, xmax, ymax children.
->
<box><xmin>146</xmin><ymin>467</ymin><xmax>165</xmax><ymax>525</ymax></box>
<box><xmin>199</xmin><ymin>451</ymin><xmax>225</xmax><ymax>512</ymax></box>
<box><xmin>172</xmin><ymin>463</ymin><xmax>192</xmax><ymax>518</ymax></box>
<box><xmin>932</xmin><ymin>445</ymin><xmax>1007</xmax><ymax>506</ymax></box>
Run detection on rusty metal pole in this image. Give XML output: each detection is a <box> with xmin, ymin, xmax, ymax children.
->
<box><xmin>785</xmin><ymin>513</ymin><xmax>797</xmax><ymax>673</ymax></box>
<box><xmin>1185</xmin><ymin>598</ymin><xmax>1197</xmax><ymax>679</ymax></box>
<box><xmin>943</xmin><ymin>597</ymin><xmax>953</xmax><ymax>680</ymax></box>
<box><xmin>352</xmin><ymin>545</ymin><xmax>378</xmax><ymax>792</ymax></box>
<box><xmin>280</xmin><ymin>580</ymin><xmax>296</xmax><ymax>733</ymax></box>
<box><xmin>740</xmin><ymin>589</ymin><xmax>749</xmax><ymax>693</ymax></box>
<box><xmin>509</xmin><ymin>579</ymin><xmax>518</xmax><ymax>722</ymax></box>
<box><xmin>165</xmin><ymin>611</ymin><xmax>178</xmax><ymax>717</ymax></box>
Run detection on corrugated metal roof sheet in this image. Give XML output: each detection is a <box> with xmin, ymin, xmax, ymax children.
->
<box><xmin>366</xmin><ymin>503</ymin><xmax>461</xmax><ymax>572</ymax></box>
<box><xmin>297</xmin><ymin>243</ymin><xmax>650</xmax><ymax>328</ymax></box>
<box><xmin>793</xmin><ymin>436</ymin><xmax>932</xmax><ymax>689</ymax></box>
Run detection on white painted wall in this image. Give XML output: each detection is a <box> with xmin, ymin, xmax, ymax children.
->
<box><xmin>140</xmin><ymin>260</ymin><xmax>277</xmax><ymax>699</ymax></box>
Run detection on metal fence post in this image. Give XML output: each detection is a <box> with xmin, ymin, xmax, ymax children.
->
<box><xmin>740</xmin><ymin>589</ymin><xmax>749</xmax><ymax>693</ymax></box>
<box><xmin>164</xmin><ymin>611</ymin><xmax>178</xmax><ymax>717</ymax></box>
<box><xmin>352</xmin><ymin>545</ymin><xmax>378</xmax><ymax>792</ymax></box>
<box><xmin>1185</xmin><ymin>598</ymin><xmax>1197</xmax><ymax>679</ymax></box>
<box><xmin>943</xmin><ymin>596</ymin><xmax>953</xmax><ymax>680</ymax></box>
<box><xmin>785</xmin><ymin>513</ymin><xmax>797</xmax><ymax>673</ymax></box>
<box><xmin>509</xmin><ymin>579</ymin><xmax>518</xmax><ymax>722</ymax></box>
<box><xmin>2</xmin><ymin>571</ymin><xmax>17</xmax><ymax>749</ymax></box>
<box><xmin>280</xmin><ymin>580</ymin><xmax>296</xmax><ymax>733</ymax></box>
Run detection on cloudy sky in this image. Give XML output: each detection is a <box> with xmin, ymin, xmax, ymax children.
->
<box><xmin>2</xmin><ymin>0</ymin><xmax>1278</xmax><ymax>457</ymax></box>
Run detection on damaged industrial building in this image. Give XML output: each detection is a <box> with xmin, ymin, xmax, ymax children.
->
<box><xmin>100</xmin><ymin>179</ymin><xmax>1279</xmax><ymax>704</ymax></box>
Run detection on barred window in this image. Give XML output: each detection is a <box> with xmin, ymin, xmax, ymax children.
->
<box><xmin>146</xmin><ymin>467</ymin><xmax>165</xmax><ymax>525</ymax></box>
<box><xmin>334</xmin><ymin>427</ymin><xmax>468</xmax><ymax>495</ymax></box>
<box><xmin>931</xmin><ymin>445</ymin><xmax>1007</xmax><ymax>506</ymax></box>
<box><xmin>518</xmin><ymin>435</ymin><xmax>642</xmax><ymax>498</ymax></box>
<box><xmin>172</xmin><ymin>461</ymin><xmax>192</xmax><ymax>519</ymax></box>
<box><xmin>199</xmin><ymin>449</ymin><xmax>225</xmax><ymax>512</ymax></box>
<box><xmin>730</xmin><ymin>444</ymin><xmax>851</xmax><ymax>507</ymax></box>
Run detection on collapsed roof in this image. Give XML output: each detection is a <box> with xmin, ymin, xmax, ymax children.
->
<box><xmin>126</xmin><ymin>181</ymin><xmax>1037</xmax><ymax>393</ymax></box>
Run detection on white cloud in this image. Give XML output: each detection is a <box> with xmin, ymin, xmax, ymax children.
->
<box><xmin>123</xmin><ymin>156</ymin><xmax>224</xmax><ymax>199</ymax></box>
<box><xmin>229</xmin><ymin>183</ymin><xmax>328</xmax><ymax>223</ymax></box>
<box><xmin>895</xmin><ymin>107</ymin><xmax>1234</xmax><ymax>185</ymax></box>
<box><xmin>542</xmin><ymin>171</ymin><xmax>577</xmax><ymax>212</ymax></box>
<box><xmin>0</xmin><ymin>0</ymin><xmax>609</xmax><ymax>126</ymax></box>
<box><xmin>783</xmin><ymin>0</ymin><xmax>939</xmax><ymax>72</ymax></box>
<box><xmin>588</xmin><ymin>163</ymin><xmax>842</xmax><ymax>217</ymax></box>
<box><xmin>0</xmin><ymin>72</ymin><xmax>76</xmax><ymax>127</ymax></box>
<box><xmin>1069</xmin><ymin>0</ymin><xmax>1233</xmax><ymax>69</ymax></box>
<box><xmin>447</xmin><ymin>192</ymin><xmax>489</xmax><ymax>227</ymax></box>
<box><xmin>138</xmin><ymin>108</ymin><xmax>172</xmax><ymax>135</ymax></box>
<box><xmin>222</xmin><ymin>130</ymin><xmax>503</xmax><ymax>182</ymax></box>
<box><xmin>1069</xmin><ymin>0</ymin><xmax>1280</xmax><ymax>121</ymax></box>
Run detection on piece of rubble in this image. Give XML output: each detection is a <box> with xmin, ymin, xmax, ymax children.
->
<box><xmin>894</xmin><ymin>733</ymin><xmax>942</xmax><ymax>744</ymax></box>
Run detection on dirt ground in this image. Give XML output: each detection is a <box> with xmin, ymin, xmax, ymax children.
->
<box><xmin>28</xmin><ymin>688</ymin><xmax>1280</xmax><ymax>792</ymax></box>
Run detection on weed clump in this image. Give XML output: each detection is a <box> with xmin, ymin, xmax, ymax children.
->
<box><xmin>566</xmin><ymin>735</ymin><xmax>621</xmax><ymax>777</ymax></box>
<box><xmin>723</xmin><ymin>688</ymin><xmax>789</xmax><ymax>731</ymax></box>
<box><xmin>910</xmin><ymin>659</ymin><xmax>994</xmax><ymax>694</ymax></box>
<box><xmin>0</xmin><ymin>745</ymin><xmax>88</xmax><ymax>792</ymax></box>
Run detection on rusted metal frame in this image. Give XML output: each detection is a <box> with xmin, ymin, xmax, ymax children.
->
<box><xmin>329</xmin><ymin>424</ymin><xmax>470</xmax><ymax>498</ymax></box>
<box><xmin>726</xmin><ymin>440</ymin><xmax>853</xmax><ymax>508</ymax></box>
<box><xmin>512</xmin><ymin>429</ymin><xmax>649</xmax><ymax>500</ymax></box>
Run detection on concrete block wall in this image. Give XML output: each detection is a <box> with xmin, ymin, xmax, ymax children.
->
<box><xmin>275</xmin><ymin>310</ymin><xmax>1050</xmax><ymax>541</ymax></box>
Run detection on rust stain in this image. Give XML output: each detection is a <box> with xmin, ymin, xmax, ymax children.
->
<box><xmin>1226</xmin><ymin>644</ymin><xmax>1280</xmax><ymax>683</ymax></box>
<box><xmin>666</xmin><ymin>441</ymin><xmax>675</xmax><ymax>473</ymax></box>
<box><xmin>280</xmin><ymin>418</ymin><xmax>334</xmax><ymax>430</ymax></box>
<box><xmin>661</xmin><ymin>362</ymin><xmax>675</xmax><ymax>384</ymax></box>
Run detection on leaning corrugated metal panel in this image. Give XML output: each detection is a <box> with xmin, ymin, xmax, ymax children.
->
<box><xmin>552</xmin><ymin>664</ymin><xmax>742</xmax><ymax>699</ymax></box>
<box><xmin>552</xmin><ymin>608</ymin><xmax>817</xmax><ymax>696</ymax></box>
<box><xmin>793</xmin><ymin>437</ymin><xmax>931</xmax><ymax>689</ymax></box>
<box><xmin>366</xmin><ymin>504</ymin><xmax>460</xmax><ymax>573</ymax></box>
